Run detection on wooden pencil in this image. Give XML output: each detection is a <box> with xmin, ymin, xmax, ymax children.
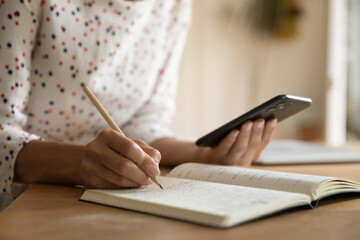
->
<box><xmin>82</xmin><ymin>85</ymin><xmax>163</xmax><ymax>189</ymax></box>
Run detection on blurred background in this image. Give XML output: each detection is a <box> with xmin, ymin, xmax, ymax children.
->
<box><xmin>170</xmin><ymin>0</ymin><xmax>360</xmax><ymax>146</ymax></box>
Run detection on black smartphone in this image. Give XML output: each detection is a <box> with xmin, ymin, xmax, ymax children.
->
<box><xmin>195</xmin><ymin>94</ymin><xmax>312</xmax><ymax>147</ymax></box>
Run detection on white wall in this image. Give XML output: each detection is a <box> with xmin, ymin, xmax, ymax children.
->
<box><xmin>347</xmin><ymin>0</ymin><xmax>360</xmax><ymax>140</ymax></box>
<box><xmin>170</xmin><ymin>0</ymin><xmax>328</xmax><ymax>140</ymax></box>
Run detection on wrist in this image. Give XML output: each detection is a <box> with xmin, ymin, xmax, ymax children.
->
<box><xmin>70</xmin><ymin>144</ymin><xmax>86</xmax><ymax>186</ymax></box>
<box><xmin>15</xmin><ymin>140</ymin><xmax>86</xmax><ymax>186</ymax></box>
<box><xmin>193</xmin><ymin>145</ymin><xmax>212</xmax><ymax>164</ymax></box>
<box><xmin>152</xmin><ymin>137</ymin><xmax>212</xmax><ymax>166</ymax></box>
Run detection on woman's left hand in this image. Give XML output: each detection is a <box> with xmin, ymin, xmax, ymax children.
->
<box><xmin>199</xmin><ymin>118</ymin><xmax>277</xmax><ymax>167</ymax></box>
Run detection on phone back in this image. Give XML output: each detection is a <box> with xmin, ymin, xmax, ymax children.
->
<box><xmin>196</xmin><ymin>95</ymin><xmax>312</xmax><ymax>147</ymax></box>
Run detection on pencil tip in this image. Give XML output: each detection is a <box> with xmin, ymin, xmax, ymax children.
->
<box><xmin>160</xmin><ymin>184</ymin><xmax>163</xmax><ymax>189</ymax></box>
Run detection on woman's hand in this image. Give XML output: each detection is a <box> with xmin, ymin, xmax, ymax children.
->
<box><xmin>80</xmin><ymin>129</ymin><xmax>161</xmax><ymax>188</ymax></box>
<box><xmin>199</xmin><ymin>118</ymin><xmax>277</xmax><ymax>167</ymax></box>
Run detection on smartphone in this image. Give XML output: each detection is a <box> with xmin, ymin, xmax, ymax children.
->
<box><xmin>195</xmin><ymin>94</ymin><xmax>312</xmax><ymax>147</ymax></box>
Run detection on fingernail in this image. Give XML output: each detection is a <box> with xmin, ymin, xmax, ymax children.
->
<box><xmin>145</xmin><ymin>154</ymin><xmax>159</xmax><ymax>165</ymax></box>
<box><xmin>256</xmin><ymin>121</ymin><xmax>264</xmax><ymax>128</ymax></box>
<box><xmin>270</xmin><ymin>119</ymin><xmax>278</xmax><ymax>127</ymax></box>
<box><xmin>246</xmin><ymin>122</ymin><xmax>253</xmax><ymax>131</ymax></box>
<box><xmin>145</xmin><ymin>164</ymin><xmax>160</xmax><ymax>177</ymax></box>
<box><xmin>152</xmin><ymin>156</ymin><xmax>160</xmax><ymax>164</ymax></box>
<box><xmin>232</xmin><ymin>130</ymin><xmax>240</xmax><ymax>138</ymax></box>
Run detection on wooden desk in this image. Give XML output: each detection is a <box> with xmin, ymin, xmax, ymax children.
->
<box><xmin>1</xmin><ymin>163</ymin><xmax>359</xmax><ymax>240</ymax></box>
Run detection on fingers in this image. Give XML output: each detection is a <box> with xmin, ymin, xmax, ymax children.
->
<box><xmin>98</xmin><ymin>130</ymin><xmax>160</xmax><ymax>177</ymax></box>
<box><xmin>262</xmin><ymin>119</ymin><xmax>277</xmax><ymax>147</ymax></box>
<box><xmin>82</xmin><ymin>147</ymin><xmax>149</xmax><ymax>188</ymax></box>
<box><xmin>255</xmin><ymin>118</ymin><xmax>277</xmax><ymax>159</ymax></box>
<box><xmin>134</xmin><ymin>140</ymin><xmax>161</xmax><ymax>164</ymax></box>
<box><xmin>213</xmin><ymin>118</ymin><xmax>277</xmax><ymax>166</ymax></box>
<box><xmin>225</xmin><ymin>121</ymin><xmax>254</xmax><ymax>165</ymax></box>
<box><xmin>215</xmin><ymin>129</ymin><xmax>240</xmax><ymax>159</ymax></box>
<box><xmin>237</xmin><ymin>119</ymin><xmax>265</xmax><ymax>166</ymax></box>
<box><xmin>85</xmin><ymin>175</ymin><xmax>120</xmax><ymax>189</ymax></box>
<box><xmin>82</xmin><ymin>163</ymin><xmax>143</xmax><ymax>189</ymax></box>
<box><xmin>133</xmin><ymin>140</ymin><xmax>161</xmax><ymax>177</ymax></box>
<box><xmin>96</xmin><ymin>147</ymin><xmax>151</xmax><ymax>186</ymax></box>
<box><xmin>81</xmin><ymin>129</ymin><xmax>162</xmax><ymax>189</ymax></box>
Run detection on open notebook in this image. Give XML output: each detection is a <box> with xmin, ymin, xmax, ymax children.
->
<box><xmin>254</xmin><ymin>140</ymin><xmax>360</xmax><ymax>165</ymax></box>
<box><xmin>80</xmin><ymin>163</ymin><xmax>360</xmax><ymax>228</ymax></box>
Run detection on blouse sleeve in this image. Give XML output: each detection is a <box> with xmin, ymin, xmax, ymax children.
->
<box><xmin>0</xmin><ymin>0</ymin><xmax>42</xmax><ymax>210</ymax></box>
<box><xmin>122</xmin><ymin>1</ymin><xmax>192</xmax><ymax>144</ymax></box>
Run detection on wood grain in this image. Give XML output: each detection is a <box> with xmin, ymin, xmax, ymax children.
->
<box><xmin>0</xmin><ymin>163</ymin><xmax>359</xmax><ymax>240</ymax></box>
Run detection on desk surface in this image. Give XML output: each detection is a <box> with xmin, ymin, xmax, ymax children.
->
<box><xmin>0</xmin><ymin>163</ymin><xmax>360</xmax><ymax>240</ymax></box>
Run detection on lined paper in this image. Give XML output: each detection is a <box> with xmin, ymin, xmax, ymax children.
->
<box><xmin>168</xmin><ymin>163</ymin><xmax>334</xmax><ymax>198</ymax></box>
<box><xmin>88</xmin><ymin>176</ymin><xmax>310</xmax><ymax>216</ymax></box>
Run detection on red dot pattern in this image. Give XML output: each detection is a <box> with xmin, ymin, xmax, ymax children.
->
<box><xmin>0</xmin><ymin>0</ymin><xmax>191</xmax><ymax>210</ymax></box>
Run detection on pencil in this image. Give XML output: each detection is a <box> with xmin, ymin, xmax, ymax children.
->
<box><xmin>82</xmin><ymin>85</ymin><xmax>163</xmax><ymax>189</ymax></box>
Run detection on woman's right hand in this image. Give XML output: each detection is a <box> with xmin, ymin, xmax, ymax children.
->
<box><xmin>80</xmin><ymin>129</ymin><xmax>161</xmax><ymax>188</ymax></box>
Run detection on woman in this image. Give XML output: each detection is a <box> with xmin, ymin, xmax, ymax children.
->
<box><xmin>0</xmin><ymin>0</ymin><xmax>277</xmax><ymax>210</ymax></box>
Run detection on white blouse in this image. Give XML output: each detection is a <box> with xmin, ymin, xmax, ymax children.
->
<box><xmin>0</xmin><ymin>0</ymin><xmax>191</xmax><ymax>210</ymax></box>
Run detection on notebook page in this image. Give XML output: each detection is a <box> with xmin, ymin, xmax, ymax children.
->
<box><xmin>82</xmin><ymin>176</ymin><xmax>310</xmax><ymax>226</ymax></box>
<box><xmin>168</xmin><ymin>163</ymin><xmax>334</xmax><ymax>199</ymax></box>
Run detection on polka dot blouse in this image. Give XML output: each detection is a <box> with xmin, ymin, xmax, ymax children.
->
<box><xmin>0</xmin><ymin>0</ymin><xmax>191</xmax><ymax>210</ymax></box>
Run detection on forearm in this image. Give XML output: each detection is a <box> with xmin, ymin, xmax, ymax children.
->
<box><xmin>14</xmin><ymin>140</ymin><xmax>84</xmax><ymax>185</ymax></box>
<box><xmin>152</xmin><ymin>119</ymin><xmax>277</xmax><ymax>167</ymax></box>
<box><xmin>151</xmin><ymin>137</ymin><xmax>208</xmax><ymax>166</ymax></box>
